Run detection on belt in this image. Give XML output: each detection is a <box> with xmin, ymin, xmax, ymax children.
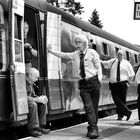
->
<box><xmin>112</xmin><ymin>80</ymin><xmax>128</xmax><ymax>84</ymax></box>
<box><xmin>81</xmin><ymin>75</ymin><xmax>98</xmax><ymax>81</ymax></box>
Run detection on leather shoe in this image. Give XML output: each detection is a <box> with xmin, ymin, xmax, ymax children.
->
<box><xmin>126</xmin><ymin>111</ymin><xmax>132</xmax><ymax>121</ymax></box>
<box><xmin>86</xmin><ymin>129</ymin><xmax>100</xmax><ymax>139</ymax></box>
<box><xmin>28</xmin><ymin>129</ymin><xmax>42</xmax><ymax>137</ymax></box>
<box><xmin>36</xmin><ymin>127</ymin><xmax>51</xmax><ymax>134</ymax></box>
<box><xmin>117</xmin><ymin>117</ymin><xmax>122</xmax><ymax>121</ymax></box>
<box><xmin>134</xmin><ymin>121</ymin><xmax>140</xmax><ymax>125</ymax></box>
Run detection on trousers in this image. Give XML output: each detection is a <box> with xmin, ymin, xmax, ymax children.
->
<box><xmin>79</xmin><ymin>76</ymin><xmax>101</xmax><ymax>131</ymax></box>
<box><xmin>110</xmin><ymin>81</ymin><xmax>131</xmax><ymax>118</ymax></box>
<box><xmin>137</xmin><ymin>84</ymin><xmax>140</xmax><ymax>120</ymax></box>
<box><xmin>27</xmin><ymin>101</ymin><xmax>47</xmax><ymax>129</ymax></box>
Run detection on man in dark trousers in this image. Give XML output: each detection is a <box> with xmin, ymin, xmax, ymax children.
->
<box><xmin>26</xmin><ymin>68</ymin><xmax>50</xmax><ymax>137</ymax></box>
<box><xmin>48</xmin><ymin>34</ymin><xmax>102</xmax><ymax>139</ymax></box>
<box><xmin>134</xmin><ymin>53</ymin><xmax>140</xmax><ymax>125</ymax></box>
<box><xmin>101</xmin><ymin>50</ymin><xmax>135</xmax><ymax>121</ymax></box>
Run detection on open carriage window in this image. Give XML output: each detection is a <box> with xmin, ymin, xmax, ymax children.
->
<box><xmin>14</xmin><ymin>14</ymin><xmax>23</xmax><ymax>62</ymax></box>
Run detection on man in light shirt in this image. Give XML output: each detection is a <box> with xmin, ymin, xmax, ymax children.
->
<box><xmin>26</xmin><ymin>68</ymin><xmax>50</xmax><ymax>137</ymax></box>
<box><xmin>48</xmin><ymin>34</ymin><xmax>102</xmax><ymax>139</ymax></box>
<box><xmin>101</xmin><ymin>50</ymin><xmax>135</xmax><ymax>121</ymax></box>
<box><xmin>134</xmin><ymin>53</ymin><xmax>140</xmax><ymax>125</ymax></box>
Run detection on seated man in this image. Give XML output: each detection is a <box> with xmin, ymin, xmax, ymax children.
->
<box><xmin>26</xmin><ymin>67</ymin><xmax>50</xmax><ymax>137</ymax></box>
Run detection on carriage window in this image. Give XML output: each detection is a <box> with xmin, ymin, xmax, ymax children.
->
<box><xmin>134</xmin><ymin>54</ymin><xmax>138</xmax><ymax>63</ymax></box>
<box><xmin>0</xmin><ymin>28</ymin><xmax>5</xmax><ymax>70</ymax></box>
<box><xmin>115</xmin><ymin>47</ymin><xmax>119</xmax><ymax>54</ymax></box>
<box><xmin>14</xmin><ymin>14</ymin><xmax>23</xmax><ymax>62</ymax></box>
<box><xmin>0</xmin><ymin>4</ymin><xmax>6</xmax><ymax>71</ymax></box>
<box><xmin>90</xmin><ymin>39</ymin><xmax>97</xmax><ymax>50</ymax></box>
<box><xmin>102</xmin><ymin>43</ymin><xmax>108</xmax><ymax>55</ymax></box>
<box><xmin>125</xmin><ymin>51</ymin><xmax>129</xmax><ymax>60</ymax></box>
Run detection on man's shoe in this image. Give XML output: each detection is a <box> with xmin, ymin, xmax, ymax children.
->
<box><xmin>86</xmin><ymin>131</ymin><xmax>90</xmax><ymax>137</ymax></box>
<box><xmin>87</xmin><ymin>129</ymin><xmax>100</xmax><ymax>139</ymax></box>
<box><xmin>134</xmin><ymin>121</ymin><xmax>140</xmax><ymax>125</ymax></box>
<box><xmin>28</xmin><ymin>129</ymin><xmax>42</xmax><ymax>137</ymax></box>
<box><xmin>117</xmin><ymin>117</ymin><xmax>122</xmax><ymax>121</ymax></box>
<box><xmin>36</xmin><ymin>127</ymin><xmax>51</xmax><ymax>134</ymax></box>
<box><xmin>126</xmin><ymin>111</ymin><xmax>132</xmax><ymax>121</ymax></box>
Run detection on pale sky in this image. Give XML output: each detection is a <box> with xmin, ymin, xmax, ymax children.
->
<box><xmin>75</xmin><ymin>0</ymin><xmax>140</xmax><ymax>45</ymax></box>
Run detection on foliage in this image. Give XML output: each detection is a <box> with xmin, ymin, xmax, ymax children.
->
<box><xmin>88</xmin><ymin>9</ymin><xmax>103</xmax><ymax>29</ymax></box>
<box><xmin>47</xmin><ymin>0</ymin><xmax>84</xmax><ymax>16</ymax></box>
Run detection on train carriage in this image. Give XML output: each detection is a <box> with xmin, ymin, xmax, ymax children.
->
<box><xmin>0</xmin><ymin>0</ymin><xmax>139</xmax><ymax>131</ymax></box>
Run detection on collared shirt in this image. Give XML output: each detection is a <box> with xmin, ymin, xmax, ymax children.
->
<box><xmin>50</xmin><ymin>48</ymin><xmax>102</xmax><ymax>81</ymax></box>
<box><xmin>102</xmin><ymin>58</ymin><xmax>135</xmax><ymax>83</ymax></box>
<box><xmin>26</xmin><ymin>81</ymin><xmax>38</xmax><ymax>102</ymax></box>
<box><xmin>135</xmin><ymin>65</ymin><xmax>140</xmax><ymax>84</ymax></box>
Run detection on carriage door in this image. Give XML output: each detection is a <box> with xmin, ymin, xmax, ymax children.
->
<box><xmin>45</xmin><ymin>12</ymin><xmax>65</xmax><ymax>113</ymax></box>
<box><xmin>9</xmin><ymin>0</ymin><xmax>28</xmax><ymax>122</ymax></box>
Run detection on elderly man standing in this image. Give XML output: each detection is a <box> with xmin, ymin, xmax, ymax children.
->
<box><xmin>101</xmin><ymin>50</ymin><xmax>135</xmax><ymax>121</ymax></box>
<box><xmin>48</xmin><ymin>34</ymin><xmax>102</xmax><ymax>139</ymax></box>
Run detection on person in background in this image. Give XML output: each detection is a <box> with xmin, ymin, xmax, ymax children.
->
<box><xmin>101</xmin><ymin>50</ymin><xmax>135</xmax><ymax>121</ymax></box>
<box><xmin>134</xmin><ymin>53</ymin><xmax>140</xmax><ymax>125</ymax></box>
<box><xmin>26</xmin><ymin>67</ymin><xmax>50</xmax><ymax>137</ymax></box>
<box><xmin>24</xmin><ymin>22</ymin><xmax>37</xmax><ymax>69</ymax></box>
<box><xmin>48</xmin><ymin>34</ymin><xmax>102</xmax><ymax>139</ymax></box>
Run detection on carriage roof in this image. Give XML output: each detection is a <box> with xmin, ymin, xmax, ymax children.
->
<box><xmin>1</xmin><ymin>0</ymin><xmax>139</xmax><ymax>52</ymax></box>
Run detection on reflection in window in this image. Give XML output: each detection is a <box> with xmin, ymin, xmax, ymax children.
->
<box><xmin>14</xmin><ymin>14</ymin><xmax>21</xmax><ymax>39</ymax></box>
<box><xmin>102</xmin><ymin>43</ymin><xmax>108</xmax><ymax>55</ymax></box>
<box><xmin>126</xmin><ymin>51</ymin><xmax>129</xmax><ymax>61</ymax></box>
<box><xmin>134</xmin><ymin>54</ymin><xmax>138</xmax><ymax>63</ymax></box>
<box><xmin>115</xmin><ymin>47</ymin><xmax>119</xmax><ymax>54</ymax></box>
<box><xmin>0</xmin><ymin>29</ymin><xmax>3</xmax><ymax>69</ymax></box>
<box><xmin>0</xmin><ymin>4</ymin><xmax>6</xmax><ymax>71</ymax></box>
<box><xmin>90</xmin><ymin>39</ymin><xmax>97</xmax><ymax>50</ymax></box>
<box><xmin>71</xmin><ymin>31</ymin><xmax>78</xmax><ymax>45</ymax></box>
<box><xmin>15</xmin><ymin>40</ymin><xmax>23</xmax><ymax>62</ymax></box>
<box><xmin>0</xmin><ymin>4</ymin><xmax>4</xmax><ymax>24</ymax></box>
<box><xmin>14</xmin><ymin>14</ymin><xmax>23</xmax><ymax>62</ymax></box>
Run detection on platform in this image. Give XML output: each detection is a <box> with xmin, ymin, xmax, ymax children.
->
<box><xmin>20</xmin><ymin>109</ymin><xmax>140</xmax><ymax>140</ymax></box>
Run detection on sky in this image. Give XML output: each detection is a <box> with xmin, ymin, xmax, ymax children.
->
<box><xmin>75</xmin><ymin>0</ymin><xmax>140</xmax><ymax>45</ymax></box>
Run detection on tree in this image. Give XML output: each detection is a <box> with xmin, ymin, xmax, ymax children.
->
<box><xmin>46</xmin><ymin>0</ymin><xmax>60</xmax><ymax>7</ymax></box>
<box><xmin>62</xmin><ymin>0</ymin><xmax>84</xmax><ymax>16</ymax></box>
<box><xmin>47</xmin><ymin>0</ymin><xmax>84</xmax><ymax>16</ymax></box>
<box><xmin>88</xmin><ymin>9</ymin><xmax>103</xmax><ymax>29</ymax></box>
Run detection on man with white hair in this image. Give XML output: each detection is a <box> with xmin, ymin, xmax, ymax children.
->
<box><xmin>101</xmin><ymin>49</ymin><xmax>135</xmax><ymax>121</ymax></box>
<box><xmin>26</xmin><ymin>68</ymin><xmax>50</xmax><ymax>137</ymax></box>
<box><xmin>48</xmin><ymin>34</ymin><xmax>102</xmax><ymax>139</ymax></box>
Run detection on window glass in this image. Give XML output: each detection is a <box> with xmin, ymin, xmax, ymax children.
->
<box><xmin>0</xmin><ymin>29</ymin><xmax>4</xmax><ymax>69</ymax></box>
<box><xmin>102</xmin><ymin>43</ymin><xmax>108</xmax><ymax>55</ymax></box>
<box><xmin>134</xmin><ymin>54</ymin><xmax>138</xmax><ymax>63</ymax></box>
<box><xmin>71</xmin><ymin>31</ymin><xmax>78</xmax><ymax>45</ymax></box>
<box><xmin>14</xmin><ymin>14</ymin><xmax>23</xmax><ymax>62</ymax></box>
<box><xmin>115</xmin><ymin>47</ymin><xmax>119</xmax><ymax>54</ymax></box>
<box><xmin>0</xmin><ymin>4</ymin><xmax>6</xmax><ymax>71</ymax></box>
<box><xmin>0</xmin><ymin>4</ymin><xmax>4</xmax><ymax>24</ymax></box>
<box><xmin>125</xmin><ymin>51</ymin><xmax>129</xmax><ymax>61</ymax></box>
